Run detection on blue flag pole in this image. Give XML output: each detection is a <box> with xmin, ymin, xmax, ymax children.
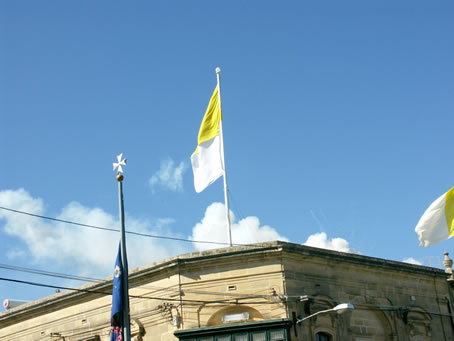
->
<box><xmin>112</xmin><ymin>154</ymin><xmax>131</xmax><ymax>341</ymax></box>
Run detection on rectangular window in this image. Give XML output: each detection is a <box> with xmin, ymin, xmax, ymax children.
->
<box><xmin>217</xmin><ymin>336</ymin><xmax>231</xmax><ymax>341</ymax></box>
<box><xmin>233</xmin><ymin>334</ymin><xmax>248</xmax><ymax>341</ymax></box>
<box><xmin>270</xmin><ymin>330</ymin><xmax>285</xmax><ymax>341</ymax></box>
<box><xmin>252</xmin><ymin>332</ymin><xmax>266</xmax><ymax>341</ymax></box>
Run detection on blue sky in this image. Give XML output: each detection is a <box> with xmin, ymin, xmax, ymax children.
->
<box><xmin>1</xmin><ymin>1</ymin><xmax>453</xmax><ymax>304</ymax></box>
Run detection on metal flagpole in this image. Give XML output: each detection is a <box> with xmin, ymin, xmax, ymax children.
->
<box><xmin>113</xmin><ymin>154</ymin><xmax>131</xmax><ymax>341</ymax></box>
<box><xmin>216</xmin><ymin>67</ymin><xmax>233</xmax><ymax>247</ymax></box>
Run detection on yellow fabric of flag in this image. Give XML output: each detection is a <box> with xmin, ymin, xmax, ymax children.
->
<box><xmin>195</xmin><ymin>85</ymin><xmax>222</xmax><ymax>152</ymax></box>
<box><xmin>415</xmin><ymin>187</ymin><xmax>454</xmax><ymax>247</ymax></box>
<box><xmin>191</xmin><ymin>85</ymin><xmax>224</xmax><ymax>193</ymax></box>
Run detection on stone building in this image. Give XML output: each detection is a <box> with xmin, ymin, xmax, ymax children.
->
<box><xmin>1</xmin><ymin>241</ymin><xmax>454</xmax><ymax>341</ymax></box>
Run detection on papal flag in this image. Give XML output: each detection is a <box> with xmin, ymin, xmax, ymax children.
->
<box><xmin>191</xmin><ymin>85</ymin><xmax>224</xmax><ymax>193</ymax></box>
<box><xmin>415</xmin><ymin>187</ymin><xmax>454</xmax><ymax>247</ymax></box>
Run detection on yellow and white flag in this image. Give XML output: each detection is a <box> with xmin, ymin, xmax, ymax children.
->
<box><xmin>191</xmin><ymin>85</ymin><xmax>224</xmax><ymax>193</ymax></box>
<box><xmin>415</xmin><ymin>187</ymin><xmax>454</xmax><ymax>247</ymax></box>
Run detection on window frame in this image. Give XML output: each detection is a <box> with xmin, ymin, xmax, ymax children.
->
<box><xmin>175</xmin><ymin>319</ymin><xmax>291</xmax><ymax>341</ymax></box>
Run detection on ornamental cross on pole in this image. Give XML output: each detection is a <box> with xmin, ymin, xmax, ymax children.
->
<box><xmin>113</xmin><ymin>153</ymin><xmax>127</xmax><ymax>174</ymax></box>
<box><xmin>113</xmin><ymin>153</ymin><xmax>127</xmax><ymax>182</ymax></box>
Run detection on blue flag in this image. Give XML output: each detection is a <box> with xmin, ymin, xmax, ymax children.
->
<box><xmin>111</xmin><ymin>243</ymin><xmax>124</xmax><ymax>341</ymax></box>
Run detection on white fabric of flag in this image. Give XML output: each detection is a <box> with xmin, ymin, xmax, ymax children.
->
<box><xmin>415</xmin><ymin>187</ymin><xmax>454</xmax><ymax>247</ymax></box>
<box><xmin>191</xmin><ymin>85</ymin><xmax>224</xmax><ymax>193</ymax></box>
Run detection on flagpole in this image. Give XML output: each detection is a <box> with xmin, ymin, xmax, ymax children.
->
<box><xmin>216</xmin><ymin>67</ymin><xmax>233</xmax><ymax>247</ymax></box>
<box><xmin>116</xmin><ymin>171</ymin><xmax>131</xmax><ymax>341</ymax></box>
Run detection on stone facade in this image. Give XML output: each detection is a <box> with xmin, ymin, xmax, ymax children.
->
<box><xmin>1</xmin><ymin>241</ymin><xmax>453</xmax><ymax>341</ymax></box>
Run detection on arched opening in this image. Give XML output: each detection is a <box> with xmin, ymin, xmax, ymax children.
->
<box><xmin>406</xmin><ymin>307</ymin><xmax>432</xmax><ymax>340</ymax></box>
<box><xmin>350</xmin><ymin>309</ymin><xmax>393</xmax><ymax>340</ymax></box>
<box><xmin>316</xmin><ymin>331</ymin><xmax>332</xmax><ymax>341</ymax></box>
<box><xmin>207</xmin><ymin>306</ymin><xmax>264</xmax><ymax>326</ymax></box>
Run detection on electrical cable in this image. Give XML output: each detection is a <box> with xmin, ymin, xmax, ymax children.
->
<box><xmin>0</xmin><ymin>263</ymin><xmax>278</xmax><ymax>299</ymax></box>
<box><xmin>0</xmin><ymin>263</ymin><xmax>103</xmax><ymax>283</ymax></box>
<box><xmin>0</xmin><ymin>206</ymin><xmax>233</xmax><ymax>246</ymax></box>
<box><xmin>0</xmin><ymin>205</ymin><xmax>282</xmax><ymax>303</ymax></box>
<box><xmin>0</xmin><ymin>277</ymin><xmax>276</xmax><ymax>305</ymax></box>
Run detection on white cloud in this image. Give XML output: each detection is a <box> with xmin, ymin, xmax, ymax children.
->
<box><xmin>402</xmin><ymin>257</ymin><xmax>423</xmax><ymax>266</ymax></box>
<box><xmin>303</xmin><ymin>232</ymin><xmax>357</xmax><ymax>254</ymax></box>
<box><xmin>191</xmin><ymin>202</ymin><xmax>288</xmax><ymax>251</ymax></box>
<box><xmin>149</xmin><ymin>159</ymin><xmax>186</xmax><ymax>192</ymax></box>
<box><xmin>0</xmin><ymin>189</ymin><xmax>190</xmax><ymax>278</ymax></box>
<box><xmin>0</xmin><ymin>190</ymin><xmax>358</xmax><ymax>281</ymax></box>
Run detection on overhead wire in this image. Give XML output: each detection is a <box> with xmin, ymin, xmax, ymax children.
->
<box><xmin>0</xmin><ymin>263</ymin><xmax>277</xmax><ymax>299</ymax></box>
<box><xmin>0</xmin><ymin>263</ymin><xmax>103</xmax><ymax>283</ymax></box>
<box><xmin>0</xmin><ymin>207</ymin><xmax>279</xmax><ymax>255</ymax></box>
<box><xmin>0</xmin><ymin>204</ymin><xmax>273</xmax><ymax>252</ymax></box>
<box><xmin>0</xmin><ymin>264</ymin><xmax>277</xmax><ymax>301</ymax></box>
<box><xmin>0</xmin><ymin>206</ymin><xmax>234</xmax><ymax>246</ymax></box>
<box><xmin>0</xmin><ymin>204</ymin><xmax>280</xmax><ymax>302</ymax></box>
<box><xmin>0</xmin><ymin>277</ymin><xmax>277</xmax><ymax>305</ymax></box>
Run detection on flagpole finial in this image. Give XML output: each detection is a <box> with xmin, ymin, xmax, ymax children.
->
<box><xmin>216</xmin><ymin>67</ymin><xmax>221</xmax><ymax>74</ymax></box>
<box><xmin>116</xmin><ymin>173</ymin><xmax>124</xmax><ymax>182</ymax></box>
<box><xmin>113</xmin><ymin>153</ymin><xmax>127</xmax><ymax>182</ymax></box>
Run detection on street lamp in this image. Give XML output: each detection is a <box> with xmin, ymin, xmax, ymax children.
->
<box><xmin>297</xmin><ymin>303</ymin><xmax>354</xmax><ymax>324</ymax></box>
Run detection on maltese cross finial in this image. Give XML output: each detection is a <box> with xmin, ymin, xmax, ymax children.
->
<box><xmin>113</xmin><ymin>153</ymin><xmax>127</xmax><ymax>175</ymax></box>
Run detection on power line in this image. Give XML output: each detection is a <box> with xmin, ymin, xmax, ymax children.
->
<box><xmin>0</xmin><ymin>277</ymin><xmax>274</xmax><ymax>305</ymax></box>
<box><xmin>0</xmin><ymin>206</ymin><xmax>280</xmax><ymax>300</ymax></box>
<box><xmin>0</xmin><ymin>263</ymin><xmax>274</xmax><ymax>299</ymax></box>
<box><xmin>0</xmin><ymin>263</ymin><xmax>103</xmax><ymax>283</ymax></box>
<box><xmin>0</xmin><ymin>206</ymin><xmax>233</xmax><ymax>246</ymax></box>
<box><xmin>0</xmin><ymin>206</ymin><xmax>118</xmax><ymax>233</ymax></box>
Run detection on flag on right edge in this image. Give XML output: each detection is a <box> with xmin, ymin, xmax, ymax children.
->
<box><xmin>415</xmin><ymin>187</ymin><xmax>454</xmax><ymax>247</ymax></box>
<box><xmin>191</xmin><ymin>84</ymin><xmax>224</xmax><ymax>193</ymax></box>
